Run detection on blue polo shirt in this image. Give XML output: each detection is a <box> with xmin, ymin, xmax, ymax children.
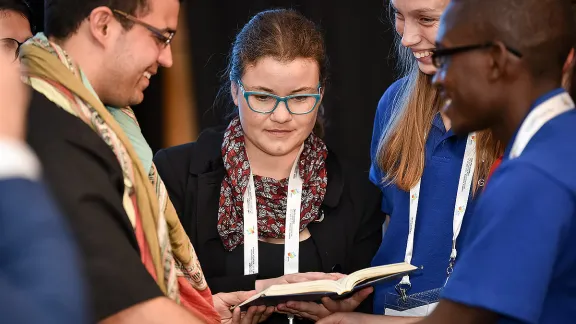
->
<box><xmin>442</xmin><ymin>88</ymin><xmax>576</xmax><ymax>323</ymax></box>
<box><xmin>369</xmin><ymin>78</ymin><xmax>477</xmax><ymax>314</ymax></box>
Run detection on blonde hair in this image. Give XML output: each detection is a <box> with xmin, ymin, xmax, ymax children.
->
<box><xmin>375</xmin><ymin>12</ymin><xmax>501</xmax><ymax>194</ymax></box>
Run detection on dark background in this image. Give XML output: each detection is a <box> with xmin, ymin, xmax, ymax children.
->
<box><xmin>29</xmin><ymin>1</ymin><xmax>398</xmax><ymax>173</ymax></box>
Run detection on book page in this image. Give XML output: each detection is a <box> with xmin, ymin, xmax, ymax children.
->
<box><xmin>340</xmin><ymin>262</ymin><xmax>417</xmax><ymax>290</ymax></box>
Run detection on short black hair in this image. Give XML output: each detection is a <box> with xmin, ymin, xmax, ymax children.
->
<box><xmin>449</xmin><ymin>0</ymin><xmax>576</xmax><ymax>81</ymax></box>
<box><xmin>44</xmin><ymin>0</ymin><xmax>182</xmax><ymax>40</ymax></box>
<box><xmin>0</xmin><ymin>0</ymin><xmax>33</xmax><ymax>30</ymax></box>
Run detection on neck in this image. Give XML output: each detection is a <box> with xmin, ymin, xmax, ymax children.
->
<box><xmin>492</xmin><ymin>79</ymin><xmax>561</xmax><ymax>148</ymax></box>
<box><xmin>245</xmin><ymin>141</ymin><xmax>301</xmax><ymax>180</ymax></box>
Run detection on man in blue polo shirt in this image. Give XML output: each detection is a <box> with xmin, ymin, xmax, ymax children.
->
<box><xmin>318</xmin><ymin>0</ymin><xmax>576</xmax><ymax>323</ymax></box>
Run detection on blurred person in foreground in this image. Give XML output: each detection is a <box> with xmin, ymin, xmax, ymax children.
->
<box><xmin>0</xmin><ymin>42</ymin><xmax>86</xmax><ymax>324</ymax></box>
<box><xmin>0</xmin><ymin>0</ymin><xmax>33</xmax><ymax>57</ymax></box>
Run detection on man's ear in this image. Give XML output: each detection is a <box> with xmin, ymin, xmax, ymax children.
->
<box><xmin>488</xmin><ymin>42</ymin><xmax>509</xmax><ymax>81</ymax></box>
<box><xmin>231</xmin><ymin>81</ymin><xmax>239</xmax><ymax>106</ymax></box>
<box><xmin>87</xmin><ymin>7</ymin><xmax>116</xmax><ymax>47</ymax></box>
<box><xmin>563</xmin><ymin>48</ymin><xmax>575</xmax><ymax>74</ymax></box>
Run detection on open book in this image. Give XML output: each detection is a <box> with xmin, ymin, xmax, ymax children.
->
<box><xmin>236</xmin><ymin>262</ymin><xmax>419</xmax><ymax>310</ymax></box>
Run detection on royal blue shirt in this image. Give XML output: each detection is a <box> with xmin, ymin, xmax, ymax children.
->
<box><xmin>442</xmin><ymin>88</ymin><xmax>576</xmax><ymax>324</ymax></box>
<box><xmin>0</xmin><ymin>179</ymin><xmax>88</xmax><ymax>324</ymax></box>
<box><xmin>369</xmin><ymin>78</ymin><xmax>477</xmax><ymax>314</ymax></box>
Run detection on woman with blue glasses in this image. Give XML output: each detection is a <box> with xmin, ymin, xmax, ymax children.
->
<box><xmin>154</xmin><ymin>8</ymin><xmax>385</xmax><ymax>323</ymax></box>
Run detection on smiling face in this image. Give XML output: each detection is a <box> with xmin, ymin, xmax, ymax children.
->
<box><xmin>392</xmin><ymin>0</ymin><xmax>450</xmax><ymax>75</ymax></box>
<box><xmin>101</xmin><ymin>0</ymin><xmax>179</xmax><ymax>107</ymax></box>
<box><xmin>431</xmin><ymin>2</ymin><xmax>507</xmax><ymax>135</ymax></box>
<box><xmin>231</xmin><ymin>56</ymin><xmax>322</xmax><ymax>159</ymax></box>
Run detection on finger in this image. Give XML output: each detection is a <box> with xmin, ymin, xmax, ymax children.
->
<box><xmin>241</xmin><ymin>306</ymin><xmax>257</xmax><ymax>324</ymax></box>
<box><xmin>296</xmin><ymin>272</ymin><xmax>341</xmax><ymax>281</ymax></box>
<box><xmin>321</xmin><ymin>287</ymin><xmax>373</xmax><ymax>313</ymax></box>
<box><xmin>276</xmin><ymin>304</ymin><xmax>299</xmax><ymax>316</ymax></box>
<box><xmin>251</xmin><ymin>305</ymin><xmax>266</xmax><ymax>324</ymax></box>
<box><xmin>329</xmin><ymin>273</ymin><xmax>347</xmax><ymax>280</ymax></box>
<box><xmin>259</xmin><ymin>306</ymin><xmax>275</xmax><ymax>322</ymax></box>
<box><xmin>232</xmin><ymin>307</ymin><xmax>242</xmax><ymax>324</ymax></box>
<box><xmin>285</xmin><ymin>301</ymin><xmax>330</xmax><ymax>319</ymax></box>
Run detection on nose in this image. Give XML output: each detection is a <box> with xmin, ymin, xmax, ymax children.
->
<box><xmin>401</xmin><ymin>22</ymin><xmax>422</xmax><ymax>48</ymax></box>
<box><xmin>269</xmin><ymin>100</ymin><xmax>292</xmax><ymax>124</ymax></box>
<box><xmin>158</xmin><ymin>44</ymin><xmax>173</xmax><ymax>68</ymax></box>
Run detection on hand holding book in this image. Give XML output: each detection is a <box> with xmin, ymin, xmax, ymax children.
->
<box><xmin>235</xmin><ymin>262</ymin><xmax>419</xmax><ymax>310</ymax></box>
<box><xmin>276</xmin><ymin>286</ymin><xmax>374</xmax><ymax>322</ymax></box>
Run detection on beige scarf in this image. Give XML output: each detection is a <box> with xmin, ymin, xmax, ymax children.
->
<box><xmin>21</xmin><ymin>34</ymin><xmax>219</xmax><ymax>323</ymax></box>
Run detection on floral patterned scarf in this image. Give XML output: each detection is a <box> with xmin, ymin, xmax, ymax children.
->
<box><xmin>218</xmin><ymin>117</ymin><xmax>329</xmax><ymax>251</ymax></box>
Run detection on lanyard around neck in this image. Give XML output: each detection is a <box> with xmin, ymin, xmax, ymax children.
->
<box><xmin>399</xmin><ymin>132</ymin><xmax>477</xmax><ymax>288</ymax></box>
<box><xmin>243</xmin><ymin>145</ymin><xmax>304</xmax><ymax>275</ymax></box>
<box><xmin>510</xmin><ymin>92</ymin><xmax>574</xmax><ymax>159</ymax></box>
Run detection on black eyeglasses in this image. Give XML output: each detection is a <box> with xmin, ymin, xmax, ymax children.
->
<box><xmin>0</xmin><ymin>38</ymin><xmax>29</xmax><ymax>62</ymax></box>
<box><xmin>431</xmin><ymin>42</ymin><xmax>523</xmax><ymax>68</ymax></box>
<box><xmin>112</xmin><ymin>9</ymin><xmax>175</xmax><ymax>47</ymax></box>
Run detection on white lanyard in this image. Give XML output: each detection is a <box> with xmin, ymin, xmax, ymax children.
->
<box><xmin>243</xmin><ymin>146</ymin><xmax>304</xmax><ymax>275</ymax></box>
<box><xmin>399</xmin><ymin>132</ymin><xmax>476</xmax><ymax>288</ymax></box>
<box><xmin>510</xmin><ymin>92</ymin><xmax>574</xmax><ymax>159</ymax></box>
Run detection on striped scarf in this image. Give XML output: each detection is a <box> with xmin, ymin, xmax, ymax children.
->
<box><xmin>20</xmin><ymin>33</ymin><xmax>220</xmax><ymax>323</ymax></box>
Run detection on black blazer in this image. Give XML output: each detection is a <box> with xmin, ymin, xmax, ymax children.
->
<box><xmin>154</xmin><ymin>127</ymin><xmax>385</xmax><ymax>299</ymax></box>
<box><xmin>26</xmin><ymin>91</ymin><xmax>163</xmax><ymax>321</ymax></box>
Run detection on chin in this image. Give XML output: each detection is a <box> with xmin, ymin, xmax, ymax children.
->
<box><xmin>128</xmin><ymin>92</ymin><xmax>145</xmax><ymax>106</ymax></box>
<box><xmin>259</xmin><ymin>141</ymin><xmax>300</xmax><ymax>157</ymax></box>
<box><xmin>417</xmin><ymin>61</ymin><xmax>438</xmax><ymax>76</ymax></box>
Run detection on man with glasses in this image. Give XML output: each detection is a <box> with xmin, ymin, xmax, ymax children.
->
<box><xmin>319</xmin><ymin>0</ymin><xmax>576</xmax><ymax>323</ymax></box>
<box><xmin>22</xmin><ymin>0</ymin><xmax>270</xmax><ymax>323</ymax></box>
<box><xmin>0</xmin><ymin>0</ymin><xmax>33</xmax><ymax>62</ymax></box>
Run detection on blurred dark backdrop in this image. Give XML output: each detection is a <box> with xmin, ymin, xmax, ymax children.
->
<box><xmin>28</xmin><ymin>1</ymin><xmax>397</xmax><ymax>173</ymax></box>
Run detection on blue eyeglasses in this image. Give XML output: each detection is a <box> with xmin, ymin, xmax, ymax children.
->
<box><xmin>237</xmin><ymin>80</ymin><xmax>322</xmax><ymax>115</ymax></box>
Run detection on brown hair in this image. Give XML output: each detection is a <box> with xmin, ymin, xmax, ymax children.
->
<box><xmin>375</xmin><ymin>5</ymin><xmax>502</xmax><ymax>194</ymax></box>
<box><xmin>221</xmin><ymin>8</ymin><xmax>328</xmax><ymax>137</ymax></box>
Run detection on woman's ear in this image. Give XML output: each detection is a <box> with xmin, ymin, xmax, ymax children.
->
<box><xmin>231</xmin><ymin>81</ymin><xmax>239</xmax><ymax>106</ymax></box>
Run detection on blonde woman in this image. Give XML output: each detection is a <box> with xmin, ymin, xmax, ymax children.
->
<box><xmin>369</xmin><ymin>0</ymin><xmax>500</xmax><ymax>316</ymax></box>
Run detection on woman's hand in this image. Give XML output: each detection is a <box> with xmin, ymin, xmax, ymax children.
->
<box><xmin>255</xmin><ymin>272</ymin><xmax>345</xmax><ymax>292</ymax></box>
<box><xmin>213</xmin><ymin>291</ymin><xmax>274</xmax><ymax>324</ymax></box>
<box><xmin>317</xmin><ymin>312</ymin><xmax>388</xmax><ymax>324</ymax></box>
<box><xmin>276</xmin><ymin>287</ymin><xmax>373</xmax><ymax>322</ymax></box>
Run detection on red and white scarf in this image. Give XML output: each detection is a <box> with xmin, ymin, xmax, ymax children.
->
<box><xmin>217</xmin><ymin>117</ymin><xmax>328</xmax><ymax>251</ymax></box>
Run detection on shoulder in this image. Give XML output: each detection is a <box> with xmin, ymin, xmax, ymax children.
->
<box><xmin>483</xmin><ymin>159</ymin><xmax>576</xmax><ymax>223</ymax></box>
<box><xmin>154</xmin><ymin>126</ymin><xmax>226</xmax><ymax>175</ymax></box>
<box><xmin>376</xmin><ymin>77</ymin><xmax>408</xmax><ymax>119</ymax></box>
<box><xmin>513</xmin><ymin>110</ymin><xmax>576</xmax><ymax>193</ymax></box>
<box><xmin>27</xmin><ymin>90</ymin><xmax>119</xmax><ymax>165</ymax></box>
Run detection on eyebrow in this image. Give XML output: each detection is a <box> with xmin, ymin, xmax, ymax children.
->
<box><xmin>412</xmin><ymin>7</ymin><xmax>442</xmax><ymax>14</ymax></box>
<box><xmin>392</xmin><ymin>5</ymin><xmax>442</xmax><ymax>15</ymax></box>
<box><xmin>246</xmin><ymin>85</ymin><xmax>318</xmax><ymax>94</ymax></box>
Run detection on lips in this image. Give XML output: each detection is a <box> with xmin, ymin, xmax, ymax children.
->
<box><xmin>266</xmin><ymin>129</ymin><xmax>293</xmax><ymax>137</ymax></box>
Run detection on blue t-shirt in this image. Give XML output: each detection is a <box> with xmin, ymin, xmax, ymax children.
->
<box><xmin>442</xmin><ymin>89</ymin><xmax>576</xmax><ymax>324</ymax></box>
<box><xmin>369</xmin><ymin>78</ymin><xmax>477</xmax><ymax>314</ymax></box>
